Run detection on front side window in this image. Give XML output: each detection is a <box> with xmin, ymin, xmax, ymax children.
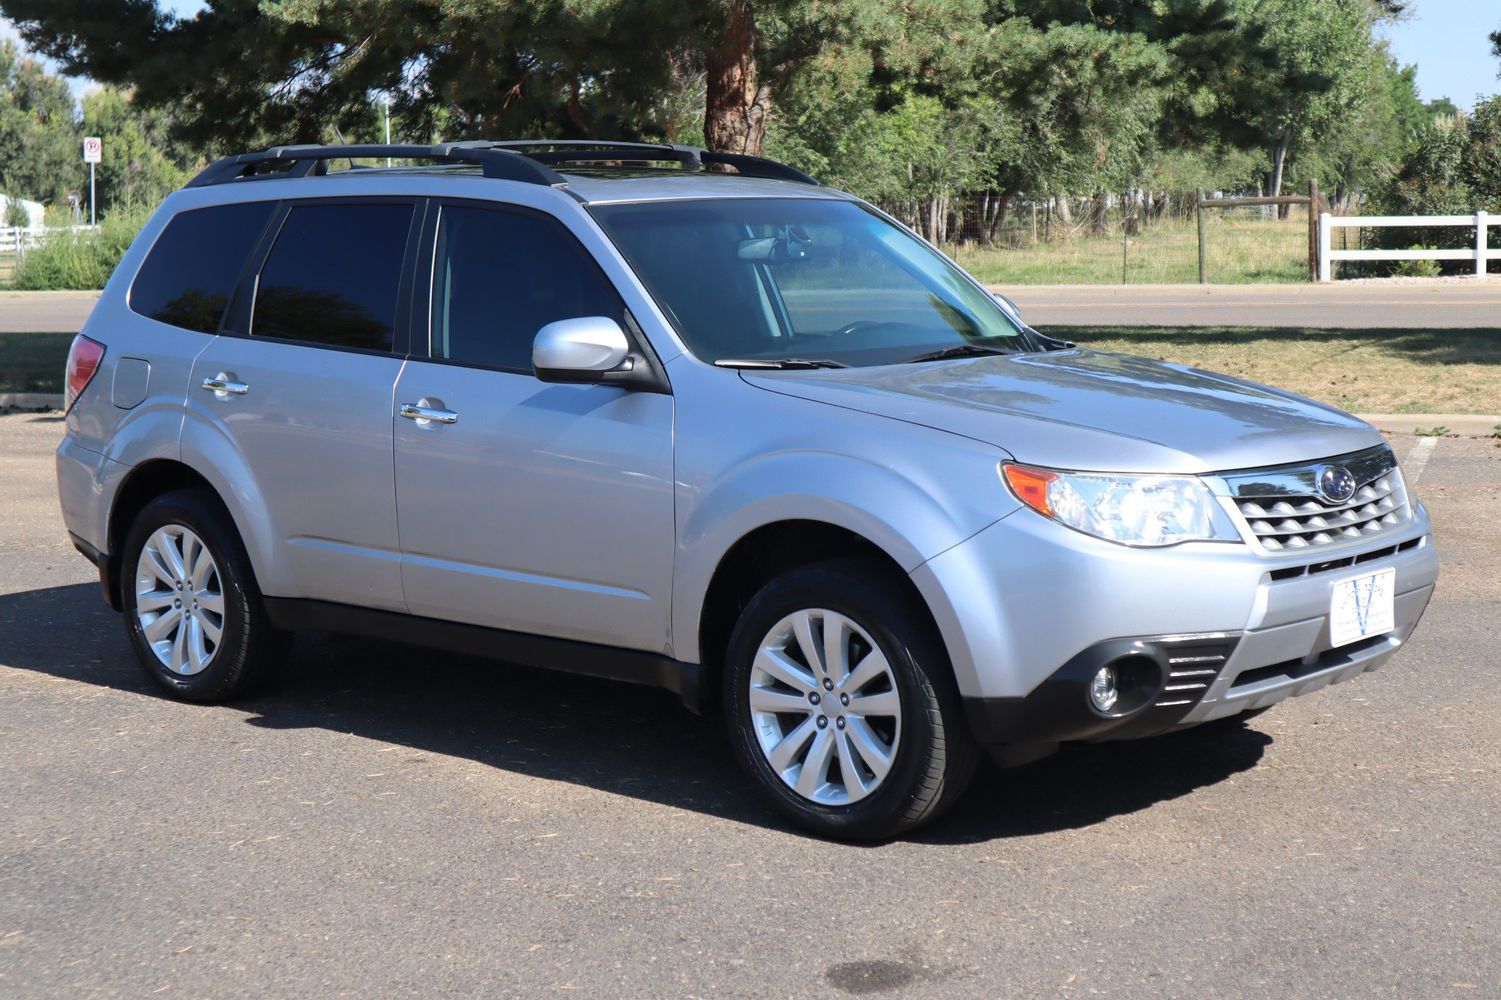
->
<box><xmin>589</xmin><ymin>198</ymin><xmax>1025</xmax><ymax>367</ymax></box>
<box><xmin>431</xmin><ymin>204</ymin><xmax>626</xmax><ymax>372</ymax></box>
<box><xmin>129</xmin><ymin>202</ymin><xmax>276</xmax><ymax>333</ymax></box>
<box><xmin>253</xmin><ymin>202</ymin><xmax>413</xmax><ymax>351</ymax></box>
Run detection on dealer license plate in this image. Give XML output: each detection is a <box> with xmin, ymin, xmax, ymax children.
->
<box><xmin>1329</xmin><ymin>568</ymin><xmax>1396</xmax><ymax>648</ymax></box>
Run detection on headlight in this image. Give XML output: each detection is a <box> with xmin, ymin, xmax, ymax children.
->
<box><xmin>1001</xmin><ymin>463</ymin><xmax>1241</xmax><ymax>547</ymax></box>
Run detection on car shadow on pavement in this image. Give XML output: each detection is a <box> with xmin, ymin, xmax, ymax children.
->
<box><xmin>1</xmin><ymin>582</ymin><xmax>1270</xmax><ymax>845</ymax></box>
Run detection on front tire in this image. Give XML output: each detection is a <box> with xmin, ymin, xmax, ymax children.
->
<box><xmin>121</xmin><ymin>489</ymin><xmax>287</xmax><ymax>702</ymax></box>
<box><xmin>722</xmin><ymin>559</ymin><xmax>978</xmax><ymax>840</ymax></box>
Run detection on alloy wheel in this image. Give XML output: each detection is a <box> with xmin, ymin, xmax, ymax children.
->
<box><xmin>747</xmin><ymin>608</ymin><xmax>902</xmax><ymax>805</ymax></box>
<box><xmin>134</xmin><ymin>524</ymin><xmax>225</xmax><ymax>676</ymax></box>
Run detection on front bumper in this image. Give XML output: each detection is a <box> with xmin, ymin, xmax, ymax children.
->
<box><xmin>910</xmin><ymin>499</ymin><xmax>1439</xmax><ymax>752</ymax></box>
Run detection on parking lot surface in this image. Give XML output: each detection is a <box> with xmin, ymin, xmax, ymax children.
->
<box><xmin>1</xmin><ymin>413</ymin><xmax>1498</xmax><ymax>998</ymax></box>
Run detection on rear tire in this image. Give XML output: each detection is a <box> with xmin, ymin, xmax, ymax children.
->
<box><xmin>120</xmin><ymin>489</ymin><xmax>288</xmax><ymax>703</ymax></box>
<box><xmin>722</xmin><ymin>558</ymin><xmax>978</xmax><ymax>840</ymax></box>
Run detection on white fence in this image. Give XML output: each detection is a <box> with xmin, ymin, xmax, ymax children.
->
<box><xmin>1318</xmin><ymin>211</ymin><xmax>1491</xmax><ymax>281</ymax></box>
<box><xmin>0</xmin><ymin>226</ymin><xmax>46</xmax><ymax>256</ymax></box>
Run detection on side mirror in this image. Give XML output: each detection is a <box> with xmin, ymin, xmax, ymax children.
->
<box><xmin>533</xmin><ymin>316</ymin><xmax>632</xmax><ymax>384</ymax></box>
<box><xmin>991</xmin><ymin>292</ymin><xmax>1024</xmax><ymax>324</ymax></box>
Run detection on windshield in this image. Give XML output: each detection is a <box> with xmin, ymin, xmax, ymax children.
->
<box><xmin>588</xmin><ymin>198</ymin><xmax>1026</xmax><ymax>367</ymax></box>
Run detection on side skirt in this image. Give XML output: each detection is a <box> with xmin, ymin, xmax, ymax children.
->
<box><xmin>263</xmin><ymin>598</ymin><xmax>705</xmax><ymax>713</ymax></box>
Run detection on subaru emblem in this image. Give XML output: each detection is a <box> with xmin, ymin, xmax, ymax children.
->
<box><xmin>1318</xmin><ymin>465</ymin><xmax>1357</xmax><ymax>504</ymax></box>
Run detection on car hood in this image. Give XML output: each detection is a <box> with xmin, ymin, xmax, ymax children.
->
<box><xmin>742</xmin><ymin>349</ymin><xmax>1383</xmax><ymax>475</ymax></box>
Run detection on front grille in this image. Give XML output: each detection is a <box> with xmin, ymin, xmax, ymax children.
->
<box><xmin>1220</xmin><ymin>446</ymin><xmax>1410</xmax><ymax>553</ymax></box>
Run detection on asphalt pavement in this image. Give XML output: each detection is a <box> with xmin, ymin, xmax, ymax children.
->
<box><xmin>1</xmin><ymin>414</ymin><xmax>1499</xmax><ymax>998</ymax></box>
<box><xmin>994</xmin><ymin>280</ymin><xmax>1501</xmax><ymax>329</ymax></box>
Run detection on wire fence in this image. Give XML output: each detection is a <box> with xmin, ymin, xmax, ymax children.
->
<box><xmin>872</xmin><ymin>191</ymin><xmax>1315</xmax><ymax>285</ymax></box>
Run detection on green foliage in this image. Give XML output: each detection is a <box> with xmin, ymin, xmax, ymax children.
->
<box><xmin>1462</xmin><ymin>97</ymin><xmax>1501</xmax><ymax>209</ymax></box>
<box><xmin>0</xmin><ymin>0</ymin><xmax>1452</xmax><ymax>259</ymax></box>
<box><xmin>0</xmin><ymin>40</ymin><xmax>78</xmax><ymax>206</ymax></box>
<box><xmin>80</xmin><ymin>87</ymin><xmax>191</xmax><ymax>214</ymax></box>
<box><xmin>1394</xmin><ymin>248</ymin><xmax>1440</xmax><ymax>278</ymax></box>
<box><xmin>3</xmin><ymin>196</ymin><xmax>29</xmax><ymax>227</ymax></box>
<box><xmin>1425</xmin><ymin>97</ymin><xmax>1460</xmax><ymax>119</ymax></box>
<box><xmin>12</xmin><ymin>204</ymin><xmax>152</xmax><ymax>290</ymax></box>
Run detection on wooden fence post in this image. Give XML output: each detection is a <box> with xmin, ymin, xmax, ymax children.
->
<box><xmin>1196</xmin><ymin>188</ymin><xmax>1207</xmax><ymax>285</ymax></box>
<box><xmin>1307</xmin><ymin>179</ymin><xmax>1320</xmax><ymax>283</ymax></box>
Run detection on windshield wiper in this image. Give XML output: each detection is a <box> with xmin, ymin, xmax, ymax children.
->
<box><xmin>900</xmin><ymin>343</ymin><xmax>1014</xmax><ymax>364</ymax></box>
<box><xmin>714</xmin><ymin>357</ymin><xmax>848</xmax><ymax>370</ymax></box>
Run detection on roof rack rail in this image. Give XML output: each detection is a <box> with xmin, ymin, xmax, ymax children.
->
<box><xmin>485</xmin><ymin>140</ymin><xmax>820</xmax><ymax>185</ymax></box>
<box><xmin>185</xmin><ymin>140</ymin><xmax>819</xmax><ymax>189</ymax></box>
<box><xmin>185</xmin><ymin>143</ymin><xmax>567</xmax><ymax>189</ymax></box>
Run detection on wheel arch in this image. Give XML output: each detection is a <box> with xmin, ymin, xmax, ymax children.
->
<box><xmin>105</xmin><ymin>460</ymin><xmax>233</xmax><ymax>609</ymax></box>
<box><xmin>693</xmin><ymin>519</ymin><xmax>949</xmax><ymax>705</ymax></box>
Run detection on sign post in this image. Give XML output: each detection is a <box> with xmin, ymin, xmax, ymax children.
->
<box><xmin>82</xmin><ymin>137</ymin><xmax>102</xmax><ymax>226</ymax></box>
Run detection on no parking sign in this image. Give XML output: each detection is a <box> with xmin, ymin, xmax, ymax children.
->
<box><xmin>83</xmin><ymin>136</ymin><xmax>102</xmax><ymax>163</ymax></box>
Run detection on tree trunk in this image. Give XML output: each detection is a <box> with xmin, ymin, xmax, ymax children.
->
<box><xmin>987</xmin><ymin>193</ymin><xmax>1009</xmax><ymax>245</ymax></box>
<box><xmin>704</xmin><ymin>1</ymin><xmax>771</xmax><ymax>155</ymax></box>
<box><xmin>1055</xmin><ymin>194</ymin><xmax>1072</xmax><ymax>240</ymax></box>
<box><xmin>1270</xmin><ymin>135</ymin><xmax>1290</xmax><ymax>220</ymax></box>
<box><xmin>1090</xmin><ymin>192</ymin><xmax>1110</xmax><ymax>236</ymax></box>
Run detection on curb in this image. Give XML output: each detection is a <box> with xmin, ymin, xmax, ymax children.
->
<box><xmin>0</xmin><ymin>393</ymin><xmax>63</xmax><ymax>412</ymax></box>
<box><xmin>1359</xmin><ymin>413</ymin><xmax>1500</xmax><ymax>438</ymax></box>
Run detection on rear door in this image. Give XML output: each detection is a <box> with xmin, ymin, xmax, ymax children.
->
<box><xmin>182</xmin><ymin>198</ymin><xmax>421</xmax><ymax>611</ymax></box>
<box><xmin>391</xmin><ymin>200</ymin><xmax>675</xmax><ymax>651</ymax></box>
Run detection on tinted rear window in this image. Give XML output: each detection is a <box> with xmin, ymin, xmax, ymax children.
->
<box><xmin>252</xmin><ymin>202</ymin><xmax>413</xmax><ymax>352</ymax></box>
<box><xmin>129</xmin><ymin>202</ymin><xmax>275</xmax><ymax>333</ymax></box>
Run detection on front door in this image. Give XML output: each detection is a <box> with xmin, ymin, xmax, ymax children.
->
<box><xmin>392</xmin><ymin>202</ymin><xmax>675</xmax><ymax>652</ymax></box>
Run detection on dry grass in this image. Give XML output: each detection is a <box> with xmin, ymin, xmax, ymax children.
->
<box><xmin>1057</xmin><ymin>326</ymin><xmax>1501</xmax><ymax>414</ymax></box>
<box><xmin>952</xmin><ymin>215</ymin><xmax>1310</xmax><ymax>285</ymax></box>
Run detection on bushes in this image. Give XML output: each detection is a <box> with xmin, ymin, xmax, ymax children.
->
<box><xmin>1363</xmin><ymin>97</ymin><xmax>1501</xmax><ymax>276</ymax></box>
<box><xmin>12</xmin><ymin>205</ymin><xmax>152</xmax><ymax>290</ymax></box>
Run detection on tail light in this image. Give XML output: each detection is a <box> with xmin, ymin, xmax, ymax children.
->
<box><xmin>64</xmin><ymin>334</ymin><xmax>106</xmax><ymax>413</ymax></box>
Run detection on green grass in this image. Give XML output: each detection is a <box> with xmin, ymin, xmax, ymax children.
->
<box><xmin>1052</xmin><ymin>326</ymin><xmax>1501</xmax><ymax>415</ymax></box>
<box><xmin>9</xmin><ymin>206</ymin><xmax>152</xmax><ymax>291</ymax></box>
<box><xmin>952</xmin><ymin>216</ymin><xmax>1309</xmax><ymax>285</ymax></box>
<box><xmin>0</xmin><ymin>332</ymin><xmax>73</xmax><ymax>393</ymax></box>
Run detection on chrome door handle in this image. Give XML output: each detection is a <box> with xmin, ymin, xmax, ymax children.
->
<box><xmin>399</xmin><ymin>401</ymin><xmax>459</xmax><ymax>425</ymax></box>
<box><xmin>201</xmin><ymin>374</ymin><xmax>249</xmax><ymax>396</ymax></box>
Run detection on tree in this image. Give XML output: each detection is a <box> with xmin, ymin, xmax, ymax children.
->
<box><xmin>1462</xmin><ymin>96</ymin><xmax>1501</xmax><ymax>210</ymax></box>
<box><xmin>1425</xmin><ymin>97</ymin><xmax>1461</xmax><ymax>119</ymax></box>
<box><xmin>0</xmin><ymin>39</ymin><xmax>78</xmax><ymax>206</ymax></box>
<box><xmin>1</xmin><ymin>0</ymin><xmax>979</xmax><ymax>156</ymax></box>
<box><xmin>80</xmin><ymin>87</ymin><xmax>190</xmax><ymax>214</ymax></box>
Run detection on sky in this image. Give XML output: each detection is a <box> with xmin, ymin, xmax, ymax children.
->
<box><xmin>1378</xmin><ymin>0</ymin><xmax>1499</xmax><ymax>108</ymax></box>
<box><xmin>4</xmin><ymin>0</ymin><xmax>1500</xmax><ymax>109</ymax></box>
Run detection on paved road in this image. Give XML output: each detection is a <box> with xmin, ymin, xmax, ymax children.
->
<box><xmin>994</xmin><ymin>281</ymin><xmax>1501</xmax><ymax>329</ymax></box>
<box><xmin>4</xmin><ymin>282</ymin><xmax>1501</xmax><ymax>335</ymax></box>
<box><xmin>1</xmin><ymin>414</ymin><xmax>1499</xmax><ymax>997</ymax></box>
<box><xmin>0</xmin><ymin>291</ymin><xmax>99</xmax><ymax>334</ymax></box>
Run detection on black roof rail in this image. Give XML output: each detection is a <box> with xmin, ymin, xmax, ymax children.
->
<box><xmin>185</xmin><ymin>140</ymin><xmax>819</xmax><ymax>189</ymax></box>
<box><xmin>185</xmin><ymin>143</ymin><xmax>567</xmax><ymax>189</ymax></box>
<box><xmin>487</xmin><ymin>140</ymin><xmax>819</xmax><ymax>185</ymax></box>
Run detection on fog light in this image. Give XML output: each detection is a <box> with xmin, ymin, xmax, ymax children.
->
<box><xmin>1089</xmin><ymin>665</ymin><xmax>1119</xmax><ymax>713</ymax></box>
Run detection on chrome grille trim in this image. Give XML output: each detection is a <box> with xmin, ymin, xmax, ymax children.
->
<box><xmin>1216</xmin><ymin>446</ymin><xmax>1411</xmax><ymax>554</ymax></box>
<box><xmin>1152</xmin><ymin>648</ymin><xmax>1229</xmax><ymax>708</ymax></box>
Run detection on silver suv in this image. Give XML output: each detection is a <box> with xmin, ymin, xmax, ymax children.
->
<box><xmin>56</xmin><ymin>141</ymin><xmax>1439</xmax><ymax>839</ymax></box>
